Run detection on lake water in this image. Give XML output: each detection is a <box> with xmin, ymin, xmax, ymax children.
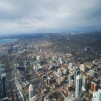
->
<box><xmin>0</xmin><ymin>39</ymin><xmax>17</xmax><ymax>44</ymax></box>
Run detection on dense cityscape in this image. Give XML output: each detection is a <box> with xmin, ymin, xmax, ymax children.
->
<box><xmin>0</xmin><ymin>0</ymin><xmax>101</xmax><ymax>100</ymax></box>
<box><xmin>0</xmin><ymin>33</ymin><xmax>101</xmax><ymax>101</ymax></box>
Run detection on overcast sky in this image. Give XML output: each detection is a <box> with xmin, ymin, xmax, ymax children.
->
<box><xmin>0</xmin><ymin>0</ymin><xmax>101</xmax><ymax>35</ymax></box>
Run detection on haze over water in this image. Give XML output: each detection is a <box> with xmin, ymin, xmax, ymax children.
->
<box><xmin>0</xmin><ymin>39</ymin><xmax>17</xmax><ymax>44</ymax></box>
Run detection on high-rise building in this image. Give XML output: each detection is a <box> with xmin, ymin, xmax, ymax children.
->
<box><xmin>92</xmin><ymin>89</ymin><xmax>101</xmax><ymax>101</ymax></box>
<box><xmin>0</xmin><ymin>64</ymin><xmax>5</xmax><ymax>80</ymax></box>
<box><xmin>82</xmin><ymin>75</ymin><xmax>87</xmax><ymax>91</ymax></box>
<box><xmin>15</xmin><ymin>77</ymin><xmax>25</xmax><ymax>101</ymax></box>
<box><xmin>47</xmin><ymin>77</ymin><xmax>51</xmax><ymax>85</ymax></box>
<box><xmin>90</xmin><ymin>82</ymin><xmax>97</xmax><ymax>91</ymax></box>
<box><xmin>29</xmin><ymin>84</ymin><xmax>34</xmax><ymax>101</ymax></box>
<box><xmin>1</xmin><ymin>73</ymin><xmax>7</xmax><ymax>97</ymax></box>
<box><xmin>74</xmin><ymin>69</ymin><xmax>80</xmax><ymax>87</ymax></box>
<box><xmin>79</xmin><ymin>64</ymin><xmax>85</xmax><ymax>72</ymax></box>
<box><xmin>75</xmin><ymin>75</ymin><xmax>82</xmax><ymax>98</ymax></box>
<box><xmin>69</xmin><ymin>74</ymin><xmax>73</xmax><ymax>86</ymax></box>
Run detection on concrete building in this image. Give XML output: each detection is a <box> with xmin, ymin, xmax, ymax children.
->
<box><xmin>0</xmin><ymin>64</ymin><xmax>5</xmax><ymax>79</ymax></box>
<box><xmin>92</xmin><ymin>89</ymin><xmax>101</xmax><ymax>101</ymax></box>
<box><xmin>74</xmin><ymin>69</ymin><xmax>80</xmax><ymax>87</ymax></box>
<box><xmin>79</xmin><ymin>64</ymin><xmax>85</xmax><ymax>72</ymax></box>
<box><xmin>88</xmin><ymin>70</ymin><xmax>95</xmax><ymax>77</ymax></box>
<box><xmin>29</xmin><ymin>84</ymin><xmax>35</xmax><ymax>101</ymax></box>
<box><xmin>1</xmin><ymin>73</ymin><xmax>7</xmax><ymax>97</ymax></box>
<box><xmin>75</xmin><ymin>75</ymin><xmax>82</xmax><ymax>98</ymax></box>
<box><xmin>82</xmin><ymin>75</ymin><xmax>87</xmax><ymax>91</ymax></box>
<box><xmin>64</xmin><ymin>96</ymin><xmax>76</xmax><ymax>101</ymax></box>
<box><xmin>69</xmin><ymin>74</ymin><xmax>73</xmax><ymax>86</ymax></box>
<box><xmin>91</xmin><ymin>82</ymin><xmax>97</xmax><ymax>91</ymax></box>
<box><xmin>15</xmin><ymin>78</ymin><xmax>25</xmax><ymax>101</ymax></box>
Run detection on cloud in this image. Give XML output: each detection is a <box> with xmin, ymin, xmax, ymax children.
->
<box><xmin>0</xmin><ymin>0</ymin><xmax>101</xmax><ymax>34</ymax></box>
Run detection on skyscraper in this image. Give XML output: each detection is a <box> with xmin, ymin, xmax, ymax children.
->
<box><xmin>82</xmin><ymin>75</ymin><xmax>87</xmax><ymax>91</ymax></box>
<box><xmin>1</xmin><ymin>73</ymin><xmax>7</xmax><ymax>97</ymax></box>
<box><xmin>29</xmin><ymin>84</ymin><xmax>34</xmax><ymax>101</ymax></box>
<box><xmin>75</xmin><ymin>75</ymin><xmax>82</xmax><ymax>98</ymax></box>
<box><xmin>74</xmin><ymin>69</ymin><xmax>80</xmax><ymax>87</ymax></box>
<box><xmin>69</xmin><ymin>74</ymin><xmax>73</xmax><ymax>86</ymax></box>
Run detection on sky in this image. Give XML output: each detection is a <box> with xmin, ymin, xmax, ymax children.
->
<box><xmin>0</xmin><ymin>0</ymin><xmax>101</xmax><ymax>35</ymax></box>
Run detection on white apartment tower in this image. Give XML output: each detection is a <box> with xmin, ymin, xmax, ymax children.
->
<box><xmin>75</xmin><ymin>75</ymin><xmax>82</xmax><ymax>98</ymax></box>
<box><xmin>74</xmin><ymin>69</ymin><xmax>80</xmax><ymax>87</ymax></box>
<box><xmin>29</xmin><ymin>84</ymin><xmax>34</xmax><ymax>101</ymax></box>
<box><xmin>82</xmin><ymin>75</ymin><xmax>87</xmax><ymax>91</ymax></box>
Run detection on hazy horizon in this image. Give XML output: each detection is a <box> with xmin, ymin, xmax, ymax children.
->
<box><xmin>0</xmin><ymin>0</ymin><xmax>101</xmax><ymax>35</ymax></box>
